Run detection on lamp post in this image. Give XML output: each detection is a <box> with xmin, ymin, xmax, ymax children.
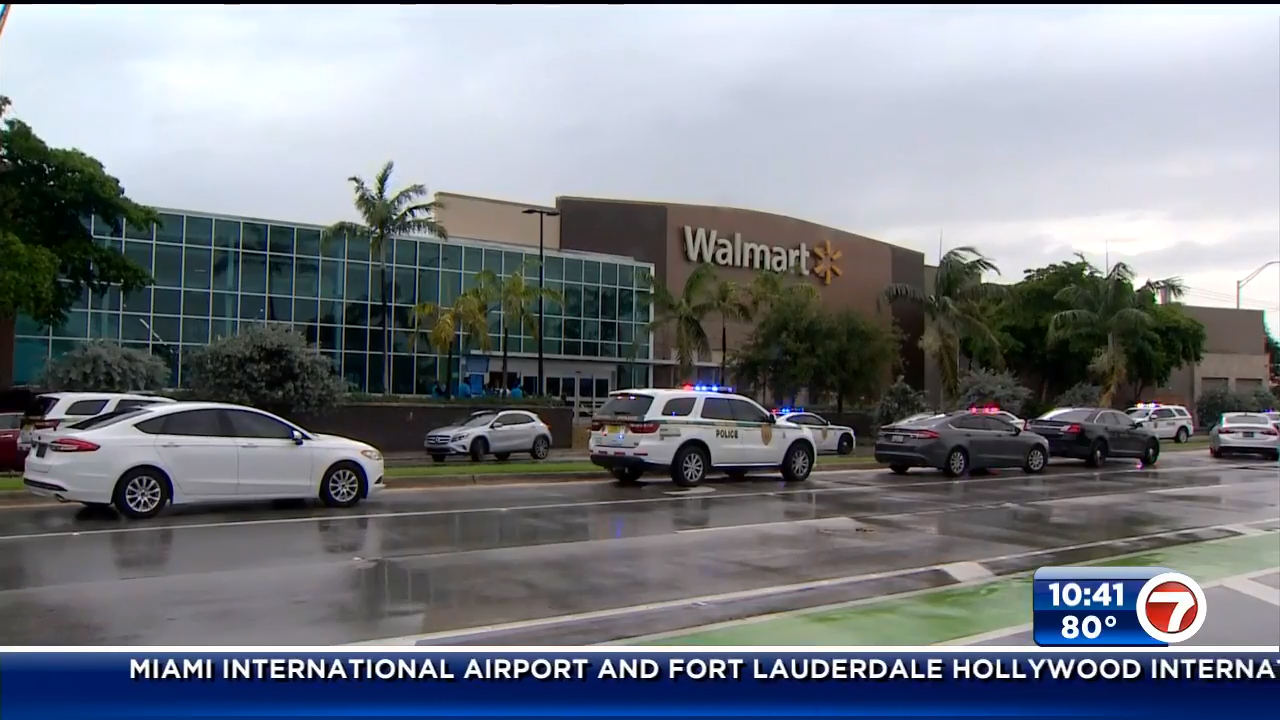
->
<box><xmin>522</xmin><ymin>207</ymin><xmax>559</xmax><ymax>396</ymax></box>
<box><xmin>1236</xmin><ymin>260</ymin><xmax>1280</xmax><ymax>308</ymax></box>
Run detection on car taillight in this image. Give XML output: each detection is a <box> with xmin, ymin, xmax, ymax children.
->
<box><xmin>590</xmin><ymin>421</ymin><xmax>603</xmax><ymax>432</ymax></box>
<box><xmin>1262</xmin><ymin>428</ymin><xmax>1278</xmax><ymax>436</ymax></box>
<box><xmin>1063</xmin><ymin>424</ymin><xmax>1082</xmax><ymax>434</ymax></box>
<box><xmin>1219</xmin><ymin>428</ymin><xmax>1236</xmax><ymax>435</ymax></box>
<box><xmin>49</xmin><ymin>438</ymin><xmax>99</xmax><ymax>453</ymax></box>
<box><xmin>628</xmin><ymin>422</ymin><xmax>660</xmax><ymax>434</ymax></box>
<box><xmin>911</xmin><ymin>430</ymin><xmax>939</xmax><ymax>439</ymax></box>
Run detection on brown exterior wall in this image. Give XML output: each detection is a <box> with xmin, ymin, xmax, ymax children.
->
<box><xmin>556</xmin><ymin>197</ymin><xmax>925</xmax><ymax>389</ymax></box>
<box><xmin>290</xmin><ymin>403</ymin><xmax>575</xmax><ymax>454</ymax></box>
<box><xmin>434</xmin><ymin>192</ymin><xmax>561</xmax><ymax>249</ymax></box>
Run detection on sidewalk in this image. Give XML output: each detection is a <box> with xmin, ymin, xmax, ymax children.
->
<box><xmin>628</xmin><ymin>530</ymin><xmax>1280</xmax><ymax>646</ymax></box>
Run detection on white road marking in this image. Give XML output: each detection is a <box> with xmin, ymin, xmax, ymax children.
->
<box><xmin>2</xmin><ymin>462</ymin><xmax>1255</xmax><ymax>542</ymax></box>
<box><xmin>1220</xmin><ymin>577</ymin><xmax>1280</xmax><ymax>606</ymax></box>
<box><xmin>940</xmin><ymin>561</ymin><xmax>995</xmax><ymax>583</ymax></box>
<box><xmin>676</xmin><ymin>517</ymin><xmax>860</xmax><ymax>534</ymax></box>
<box><xmin>347</xmin><ymin>517</ymin><xmax>1280</xmax><ymax>646</ymax></box>
<box><xmin>663</xmin><ymin>486</ymin><xmax>717</xmax><ymax>497</ymax></box>
<box><xmin>1223</xmin><ymin>523</ymin><xmax>1271</xmax><ymax>536</ymax></box>
<box><xmin>947</xmin><ymin>565</ymin><xmax>1280</xmax><ymax>645</ymax></box>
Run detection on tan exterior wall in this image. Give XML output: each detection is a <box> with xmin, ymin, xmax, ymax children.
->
<box><xmin>433</xmin><ymin>192</ymin><xmax>561</xmax><ymax>249</ymax></box>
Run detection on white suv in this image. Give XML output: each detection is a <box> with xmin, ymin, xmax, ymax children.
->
<box><xmin>1124</xmin><ymin>403</ymin><xmax>1194</xmax><ymax>443</ymax></box>
<box><xmin>588</xmin><ymin>386</ymin><xmax>818</xmax><ymax>487</ymax></box>
<box><xmin>19</xmin><ymin>392</ymin><xmax>176</xmax><ymax>452</ymax></box>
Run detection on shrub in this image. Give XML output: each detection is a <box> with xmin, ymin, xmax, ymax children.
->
<box><xmin>1194</xmin><ymin>388</ymin><xmax>1248</xmax><ymax>428</ymax></box>
<box><xmin>956</xmin><ymin>368</ymin><xmax>1033</xmax><ymax>416</ymax></box>
<box><xmin>185</xmin><ymin>323</ymin><xmax>346</xmax><ymax>415</ymax></box>
<box><xmin>1053</xmin><ymin>382</ymin><xmax>1102</xmax><ymax>409</ymax></box>
<box><xmin>41</xmin><ymin>340</ymin><xmax>168</xmax><ymax>392</ymax></box>
<box><xmin>1246</xmin><ymin>389</ymin><xmax>1277</xmax><ymax>412</ymax></box>
<box><xmin>875</xmin><ymin>376</ymin><xmax>928</xmax><ymax>429</ymax></box>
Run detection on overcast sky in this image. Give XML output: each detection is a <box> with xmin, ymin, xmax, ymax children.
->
<box><xmin>4</xmin><ymin>5</ymin><xmax>1278</xmax><ymax>332</ymax></box>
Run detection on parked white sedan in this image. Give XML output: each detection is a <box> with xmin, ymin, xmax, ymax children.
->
<box><xmin>775</xmin><ymin>409</ymin><xmax>857</xmax><ymax>455</ymax></box>
<box><xmin>22</xmin><ymin>402</ymin><xmax>384</xmax><ymax>519</ymax></box>
<box><xmin>1209</xmin><ymin>412</ymin><xmax>1280</xmax><ymax>461</ymax></box>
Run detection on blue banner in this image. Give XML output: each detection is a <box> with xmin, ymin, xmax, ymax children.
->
<box><xmin>1</xmin><ymin>650</ymin><xmax>1277</xmax><ymax>718</ymax></box>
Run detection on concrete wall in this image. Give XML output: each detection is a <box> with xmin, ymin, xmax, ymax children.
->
<box><xmin>1139</xmin><ymin>306</ymin><xmax>1270</xmax><ymax>417</ymax></box>
<box><xmin>433</xmin><ymin>192</ymin><xmax>561</xmax><ymax>250</ymax></box>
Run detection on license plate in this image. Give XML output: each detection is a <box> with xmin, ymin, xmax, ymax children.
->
<box><xmin>606</xmin><ymin>425</ymin><xmax>623</xmax><ymax>435</ymax></box>
<box><xmin>35</xmin><ymin>444</ymin><xmax>47</xmax><ymax>458</ymax></box>
<box><xmin>890</xmin><ymin>435</ymin><xmax>904</xmax><ymax>443</ymax></box>
<box><xmin>1244</xmin><ymin>432</ymin><xmax>1255</xmax><ymax>438</ymax></box>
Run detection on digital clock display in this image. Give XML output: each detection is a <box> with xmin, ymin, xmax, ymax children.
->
<box><xmin>1032</xmin><ymin>566</ymin><xmax>1206</xmax><ymax>647</ymax></box>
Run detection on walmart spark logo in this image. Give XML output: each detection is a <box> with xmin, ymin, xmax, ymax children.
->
<box><xmin>812</xmin><ymin>239</ymin><xmax>842</xmax><ymax>285</ymax></box>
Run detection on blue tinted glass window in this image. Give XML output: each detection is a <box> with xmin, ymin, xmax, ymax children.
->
<box><xmin>269</xmin><ymin>226</ymin><xmax>295</xmax><ymax>254</ymax></box>
<box><xmin>183</xmin><ymin>247</ymin><xmax>212</xmax><ymax>289</ymax></box>
<box><xmin>296</xmin><ymin>228</ymin><xmax>321</xmax><ymax>256</ymax></box>
<box><xmin>185</xmin><ymin>216</ymin><xmax>213</xmax><ymax>246</ymax></box>
<box><xmin>153</xmin><ymin>244</ymin><xmax>183</xmax><ymax>287</ymax></box>
<box><xmin>214</xmin><ymin>219</ymin><xmax>240</xmax><ymax>249</ymax></box>
<box><xmin>242</xmin><ymin>223</ymin><xmax>267</xmax><ymax>252</ymax></box>
<box><xmin>240</xmin><ymin>253</ymin><xmax>267</xmax><ymax>294</ymax></box>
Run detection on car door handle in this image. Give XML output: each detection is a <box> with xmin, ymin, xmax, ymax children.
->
<box><xmin>242</xmin><ymin>443</ymin><xmax>259</xmax><ymax>448</ymax></box>
<box><xmin>160</xmin><ymin>442</ymin><xmax>178</xmax><ymax>448</ymax></box>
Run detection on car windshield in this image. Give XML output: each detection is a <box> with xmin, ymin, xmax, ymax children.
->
<box><xmin>65</xmin><ymin>408</ymin><xmax>155</xmax><ymax>430</ymax></box>
<box><xmin>1223</xmin><ymin>413</ymin><xmax>1271</xmax><ymax>426</ymax></box>
<box><xmin>461</xmin><ymin>413</ymin><xmax>498</xmax><ymax>429</ymax></box>
<box><xmin>895</xmin><ymin>414</ymin><xmax>944</xmax><ymax>428</ymax></box>
<box><xmin>1039</xmin><ymin>409</ymin><xmax>1092</xmax><ymax>422</ymax></box>
<box><xmin>1125</xmin><ymin>408</ymin><xmax>1150</xmax><ymax>417</ymax></box>
<box><xmin>597</xmin><ymin>394</ymin><xmax>655</xmax><ymax>417</ymax></box>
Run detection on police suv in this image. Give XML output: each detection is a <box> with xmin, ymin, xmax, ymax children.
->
<box><xmin>588</xmin><ymin>385</ymin><xmax>818</xmax><ymax>487</ymax></box>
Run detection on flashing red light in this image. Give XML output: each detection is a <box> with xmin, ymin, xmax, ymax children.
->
<box><xmin>969</xmin><ymin>406</ymin><xmax>1001</xmax><ymax>414</ymax></box>
<box><xmin>628</xmin><ymin>422</ymin><xmax>660</xmax><ymax>434</ymax></box>
<box><xmin>682</xmin><ymin>384</ymin><xmax>694</xmax><ymax>390</ymax></box>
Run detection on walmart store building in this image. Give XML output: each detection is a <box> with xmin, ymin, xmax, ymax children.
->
<box><xmin>9</xmin><ymin>192</ymin><xmax>657</xmax><ymax>402</ymax></box>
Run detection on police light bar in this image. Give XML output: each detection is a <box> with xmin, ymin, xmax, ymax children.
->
<box><xmin>969</xmin><ymin>406</ymin><xmax>1001</xmax><ymax>414</ymax></box>
<box><xmin>1133</xmin><ymin>402</ymin><xmax>1162</xmax><ymax>409</ymax></box>
<box><xmin>681</xmin><ymin>384</ymin><xmax>735</xmax><ymax>393</ymax></box>
<box><xmin>772</xmin><ymin>407</ymin><xmax>804</xmax><ymax>415</ymax></box>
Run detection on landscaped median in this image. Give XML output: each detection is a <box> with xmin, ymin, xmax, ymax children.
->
<box><xmin>627</xmin><ymin>531</ymin><xmax>1280</xmax><ymax>646</ymax></box>
<box><xmin>0</xmin><ymin>436</ymin><xmax>1219</xmax><ymax>501</ymax></box>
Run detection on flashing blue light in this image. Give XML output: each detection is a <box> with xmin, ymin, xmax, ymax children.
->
<box><xmin>684</xmin><ymin>384</ymin><xmax>735</xmax><ymax>393</ymax></box>
<box><xmin>772</xmin><ymin>407</ymin><xmax>805</xmax><ymax>415</ymax></box>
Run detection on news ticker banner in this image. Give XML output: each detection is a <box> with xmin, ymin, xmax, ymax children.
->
<box><xmin>0</xmin><ymin>650</ymin><xmax>1277</xmax><ymax>718</ymax></box>
<box><xmin>1033</xmin><ymin>566</ymin><xmax>1208</xmax><ymax>646</ymax></box>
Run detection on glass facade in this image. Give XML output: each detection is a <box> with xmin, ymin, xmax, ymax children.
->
<box><xmin>13</xmin><ymin>210</ymin><xmax>655</xmax><ymax>395</ymax></box>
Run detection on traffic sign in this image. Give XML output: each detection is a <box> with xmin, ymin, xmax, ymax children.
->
<box><xmin>1135</xmin><ymin>572</ymin><xmax>1207</xmax><ymax>644</ymax></box>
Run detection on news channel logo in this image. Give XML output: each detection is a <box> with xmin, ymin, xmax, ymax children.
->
<box><xmin>1031</xmin><ymin>566</ymin><xmax>1207</xmax><ymax>647</ymax></box>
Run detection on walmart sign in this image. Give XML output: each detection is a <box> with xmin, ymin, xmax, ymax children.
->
<box><xmin>682</xmin><ymin>227</ymin><xmax>810</xmax><ymax>275</ymax></box>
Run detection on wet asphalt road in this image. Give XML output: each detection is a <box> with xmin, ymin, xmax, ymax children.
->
<box><xmin>0</xmin><ymin>453</ymin><xmax>1276</xmax><ymax>646</ymax></box>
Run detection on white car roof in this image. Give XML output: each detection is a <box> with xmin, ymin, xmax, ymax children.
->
<box><xmin>1221</xmin><ymin>412</ymin><xmax>1273</xmax><ymax>423</ymax></box>
<box><xmin>41</xmin><ymin>392</ymin><xmax>176</xmax><ymax>402</ymax></box>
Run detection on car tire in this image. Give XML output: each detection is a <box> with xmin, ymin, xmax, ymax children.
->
<box><xmin>836</xmin><ymin>434</ymin><xmax>855</xmax><ymax>456</ymax></box>
<box><xmin>320</xmin><ymin>461</ymin><xmax>366</xmax><ymax>508</ymax></box>
<box><xmin>942</xmin><ymin>448</ymin><xmax>968</xmax><ymax>478</ymax></box>
<box><xmin>1085</xmin><ymin>440</ymin><xmax>1107</xmax><ymax>468</ymax></box>
<box><xmin>671</xmin><ymin>444</ymin><xmax>709</xmax><ymax>488</ymax></box>
<box><xmin>611</xmin><ymin>467</ymin><xmax>644</xmax><ymax>484</ymax></box>
<box><xmin>889</xmin><ymin>464</ymin><xmax>910</xmax><ymax>475</ymax></box>
<box><xmin>781</xmin><ymin>441</ymin><xmax>815</xmax><ymax>483</ymax></box>
<box><xmin>469</xmin><ymin>437</ymin><xmax>488</xmax><ymax>462</ymax></box>
<box><xmin>1142</xmin><ymin>440</ymin><xmax>1160</xmax><ymax>466</ymax></box>
<box><xmin>431</xmin><ymin>454</ymin><xmax>447</xmax><ymax>463</ymax></box>
<box><xmin>1175</xmin><ymin>427</ymin><xmax>1189</xmax><ymax>444</ymax></box>
<box><xmin>1210</xmin><ymin>446</ymin><xmax>1222</xmax><ymax>459</ymax></box>
<box><xmin>1023</xmin><ymin>445</ymin><xmax>1048</xmax><ymax>474</ymax></box>
<box><xmin>112</xmin><ymin>467</ymin><xmax>171</xmax><ymax>520</ymax></box>
<box><xmin>530</xmin><ymin>435</ymin><xmax>551</xmax><ymax>460</ymax></box>
<box><xmin>494</xmin><ymin>452</ymin><xmax>511</xmax><ymax>462</ymax></box>
<box><xmin>1270</xmin><ymin>450</ymin><xmax>1279</xmax><ymax>462</ymax></box>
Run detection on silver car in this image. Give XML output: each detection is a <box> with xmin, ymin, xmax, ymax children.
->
<box><xmin>424</xmin><ymin>409</ymin><xmax>553</xmax><ymax>462</ymax></box>
<box><xmin>1209</xmin><ymin>412</ymin><xmax>1279</xmax><ymax>461</ymax></box>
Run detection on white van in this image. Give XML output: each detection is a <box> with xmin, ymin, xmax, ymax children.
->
<box><xmin>18</xmin><ymin>392</ymin><xmax>176</xmax><ymax>452</ymax></box>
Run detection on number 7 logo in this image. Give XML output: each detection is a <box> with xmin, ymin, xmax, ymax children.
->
<box><xmin>1136</xmin><ymin>572</ymin><xmax>1208</xmax><ymax>644</ymax></box>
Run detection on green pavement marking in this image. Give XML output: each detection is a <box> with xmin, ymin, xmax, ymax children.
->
<box><xmin>634</xmin><ymin>531</ymin><xmax>1280</xmax><ymax>646</ymax></box>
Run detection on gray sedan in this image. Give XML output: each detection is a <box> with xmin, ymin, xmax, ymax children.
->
<box><xmin>874</xmin><ymin>410</ymin><xmax>1050</xmax><ymax>477</ymax></box>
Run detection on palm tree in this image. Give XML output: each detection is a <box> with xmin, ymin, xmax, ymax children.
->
<box><xmin>707</xmin><ymin>278</ymin><xmax>751</xmax><ymax>384</ymax></box>
<box><xmin>648</xmin><ymin>263</ymin><xmax>717</xmax><ymax>382</ymax></box>
<box><xmin>880</xmin><ymin>246</ymin><xmax>1006</xmax><ymax>401</ymax></box>
<box><xmin>412</xmin><ymin>289</ymin><xmax>489</xmax><ymax>399</ymax></box>
<box><xmin>1048</xmin><ymin>260</ymin><xmax>1184</xmax><ymax>406</ymax></box>
<box><xmin>324</xmin><ymin>160</ymin><xmax>445</xmax><ymax>394</ymax></box>
<box><xmin>475</xmin><ymin>259</ymin><xmax>564</xmax><ymax>394</ymax></box>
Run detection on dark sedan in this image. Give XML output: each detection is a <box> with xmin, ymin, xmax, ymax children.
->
<box><xmin>1028</xmin><ymin>407</ymin><xmax>1160</xmax><ymax>467</ymax></box>
<box><xmin>874</xmin><ymin>410</ymin><xmax>1050</xmax><ymax>477</ymax></box>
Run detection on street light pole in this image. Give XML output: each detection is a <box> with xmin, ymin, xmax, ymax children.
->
<box><xmin>1236</xmin><ymin>260</ymin><xmax>1280</xmax><ymax>308</ymax></box>
<box><xmin>522</xmin><ymin>208</ymin><xmax>560</xmax><ymax>396</ymax></box>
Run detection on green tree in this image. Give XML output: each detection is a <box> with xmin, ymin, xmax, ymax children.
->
<box><xmin>475</xmin><ymin>260</ymin><xmax>563</xmax><ymax>393</ymax></box>
<box><xmin>706</xmin><ymin>278</ymin><xmax>751</xmax><ymax>384</ymax></box>
<box><xmin>649</xmin><ymin>263</ymin><xmax>716</xmax><ymax>382</ymax></box>
<box><xmin>1049</xmin><ymin>261</ymin><xmax>1185</xmax><ymax>407</ymax></box>
<box><xmin>814</xmin><ymin>310</ymin><xmax>900</xmax><ymax>412</ymax></box>
<box><xmin>988</xmin><ymin>257</ymin><xmax>1100</xmax><ymax>401</ymax></box>
<box><xmin>880</xmin><ymin>246</ymin><xmax>1006</xmax><ymax>402</ymax></box>
<box><xmin>0</xmin><ymin>95</ymin><xmax>155</xmax><ymax>383</ymax></box>
<box><xmin>729</xmin><ymin>287</ymin><xmax>824</xmax><ymax>404</ymax></box>
<box><xmin>412</xmin><ymin>289</ymin><xmax>490</xmax><ymax>398</ymax></box>
<box><xmin>41</xmin><ymin>339</ymin><xmax>168</xmax><ymax>392</ymax></box>
<box><xmin>323</xmin><ymin>161</ymin><xmax>445</xmax><ymax>394</ymax></box>
<box><xmin>875</xmin><ymin>376</ymin><xmax>929</xmax><ymax>429</ymax></box>
<box><xmin>186</xmin><ymin>323</ymin><xmax>347</xmax><ymax>415</ymax></box>
<box><xmin>956</xmin><ymin>368</ymin><xmax>1033</xmax><ymax>416</ymax></box>
<box><xmin>1122</xmin><ymin>302</ymin><xmax>1206</xmax><ymax>404</ymax></box>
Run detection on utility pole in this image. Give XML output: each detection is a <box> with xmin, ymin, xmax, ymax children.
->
<box><xmin>522</xmin><ymin>208</ymin><xmax>559</xmax><ymax>395</ymax></box>
<box><xmin>1236</xmin><ymin>260</ymin><xmax>1280</xmax><ymax>309</ymax></box>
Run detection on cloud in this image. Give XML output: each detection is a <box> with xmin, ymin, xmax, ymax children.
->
<box><xmin>2</xmin><ymin>5</ymin><xmax>1277</xmax><ymax>328</ymax></box>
